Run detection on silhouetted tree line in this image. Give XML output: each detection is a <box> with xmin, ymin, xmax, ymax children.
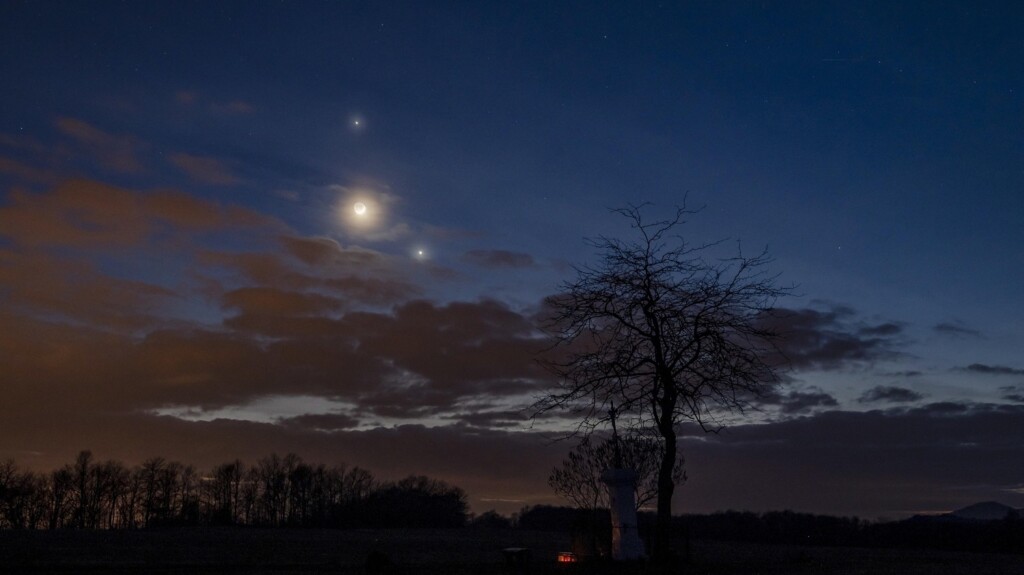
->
<box><xmin>679</xmin><ymin>510</ymin><xmax>866</xmax><ymax>547</ymax></box>
<box><xmin>0</xmin><ymin>451</ymin><xmax>467</xmax><ymax>530</ymax></box>
<box><xmin>513</xmin><ymin>504</ymin><xmax>610</xmax><ymax>532</ymax></box>
<box><xmin>510</xmin><ymin>505</ymin><xmax>1024</xmax><ymax>555</ymax></box>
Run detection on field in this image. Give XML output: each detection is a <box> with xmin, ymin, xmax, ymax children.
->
<box><xmin>1</xmin><ymin>528</ymin><xmax>1023</xmax><ymax>574</ymax></box>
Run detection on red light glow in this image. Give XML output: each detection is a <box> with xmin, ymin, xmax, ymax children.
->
<box><xmin>557</xmin><ymin>552</ymin><xmax>577</xmax><ymax>563</ymax></box>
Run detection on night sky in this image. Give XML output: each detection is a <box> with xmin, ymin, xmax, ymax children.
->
<box><xmin>1</xmin><ymin>1</ymin><xmax>1022</xmax><ymax>519</ymax></box>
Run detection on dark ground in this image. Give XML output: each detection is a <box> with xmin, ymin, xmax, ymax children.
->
<box><xmin>1</xmin><ymin>528</ymin><xmax>1023</xmax><ymax>574</ymax></box>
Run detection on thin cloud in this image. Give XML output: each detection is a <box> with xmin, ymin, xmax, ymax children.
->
<box><xmin>0</xmin><ymin>179</ymin><xmax>270</xmax><ymax>249</ymax></box>
<box><xmin>934</xmin><ymin>322</ymin><xmax>982</xmax><ymax>338</ymax></box>
<box><xmin>999</xmin><ymin>386</ymin><xmax>1024</xmax><ymax>403</ymax></box>
<box><xmin>54</xmin><ymin>117</ymin><xmax>144</xmax><ymax>173</ymax></box>
<box><xmin>175</xmin><ymin>90</ymin><xmax>199</xmax><ymax>105</ymax></box>
<box><xmin>168</xmin><ymin>153</ymin><xmax>241</xmax><ymax>185</ymax></box>
<box><xmin>959</xmin><ymin>363</ymin><xmax>1024</xmax><ymax>376</ymax></box>
<box><xmin>882</xmin><ymin>370</ymin><xmax>923</xmax><ymax>378</ymax></box>
<box><xmin>222</xmin><ymin>287</ymin><xmax>344</xmax><ymax>317</ymax></box>
<box><xmin>0</xmin><ymin>132</ymin><xmax>50</xmax><ymax>154</ymax></box>
<box><xmin>858</xmin><ymin>322</ymin><xmax>902</xmax><ymax>337</ymax></box>
<box><xmin>206</xmin><ymin>238</ymin><xmax>420</xmax><ymax>307</ymax></box>
<box><xmin>442</xmin><ymin>410</ymin><xmax>529</xmax><ymax>428</ymax></box>
<box><xmin>273</xmin><ymin>189</ymin><xmax>301</xmax><ymax>201</ymax></box>
<box><xmin>758</xmin><ymin>387</ymin><xmax>839</xmax><ymax>414</ymax></box>
<box><xmin>278</xmin><ymin>413</ymin><xmax>360</xmax><ymax>431</ymax></box>
<box><xmin>212</xmin><ymin>100</ymin><xmax>256</xmax><ymax>115</ymax></box>
<box><xmin>0</xmin><ymin>156</ymin><xmax>57</xmax><ymax>184</ymax></box>
<box><xmin>858</xmin><ymin>385</ymin><xmax>924</xmax><ymax>404</ymax></box>
<box><xmin>279</xmin><ymin>236</ymin><xmax>384</xmax><ymax>268</ymax></box>
<box><xmin>461</xmin><ymin>249</ymin><xmax>537</xmax><ymax>269</ymax></box>
<box><xmin>173</xmin><ymin>90</ymin><xmax>254</xmax><ymax>115</ymax></box>
<box><xmin>762</xmin><ymin>305</ymin><xmax>906</xmax><ymax>371</ymax></box>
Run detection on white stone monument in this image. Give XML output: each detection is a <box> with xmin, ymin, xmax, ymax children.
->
<box><xmin>600</xmin><ymin>468</ymin><xmax>647</xmax><ymax>560</ymax></box>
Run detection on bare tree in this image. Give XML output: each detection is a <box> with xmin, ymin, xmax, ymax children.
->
<box><xmin>48</xmin><ymin>467</ymin><xmax>73</xmax><ymax>529</ymax></box>
<box><xmin>205</xmin><ymin>460</ymin><xmax>246</xmax><ymax>525</ymax></box>
<box><xmin>138</xmin><ymin>457</ymin><xmax>165</xmax><ymax>527</ymax></box>
<box><xmin>0</xmin><ymin>459</ymin><xmax>37</xmax><ymax>529</ymax></box>
<box><xmin>535</xmin><ymin>204</ymin><xmax>788</xmax><ymax>563</ymax></box>
<box><xmin>287</xmin><ymin>462</ymin><xmax>314</xmax><ymax>526</ymax></box>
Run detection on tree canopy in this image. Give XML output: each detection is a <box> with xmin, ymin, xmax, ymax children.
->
<box><xmin>535</xmin><ymin>204</ymin><xmax>789</xmax><ymax>563</ymax></box>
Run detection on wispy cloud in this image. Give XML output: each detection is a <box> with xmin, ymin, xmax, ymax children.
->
<box><xmin>762</xmin><ymin>304</ymin><xmax>906</xmax><ymax>371</ymax></box>
<box><xmin>858</xmin><ymin>385</ymin><xmax>924</xmax><ymax>404</ymax></box>
<box><xmin>757</xmin><ymin>387</ymin><xmax>839</xmax><ymax>414</ymax></box>
<box><xmin>959</xmin><ymin>363</ymin><xmax>1024</xmax><ymax>376</ymax></box>
<box><xmin>279</xmin><ymin>412</ymin><xmax>361</xmax><ymax>431</ymax></box>
<box><xmin>934</xmin><ymin>322</ymin><xmax>982</xmax><ymax>338</ymax></box>
<box><xmin>462</xmin><ymin>249</ymin><xmax>537</xmax><ymax>269</ymax></box>
<box><xmin>54</xmin><ymin>117</ymin><xmax>144</xmax><ymax>173</ymax></box>
<box><xmin>212</xmin><ymin>100</ymin><xmax>255</xmax><ymax>115</ymax></box>
<box><xmin>174</xmin><ymin>90</ymin><xmax>255</xmax><ymax>115</ymax></box>
<box><xmin>0</xmin><ymin>156</ymin><xmax>57</xmax><ymax>184</ymax></box>
<box><xmin>0</xmin><ymin>178</ymin><xmax>268</xmax><ymax>249</ymax></box>
<box><xmin>999</xmin><ymin>386</ymin><xmax>1024</xmax><ymax>403</ymax></box>
<box><xmin>169</xmin><ymin>153</ymin><xmax>241</xmax><ymax>185</ymax></box>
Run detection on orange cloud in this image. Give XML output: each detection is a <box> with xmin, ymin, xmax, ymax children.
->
<box><xmin>0</xmin><ymin>178</ymin><xmax>282</xmax><ymax>334</ymax></box>
<box><xmin>205</xmin><ymin>237</ymin><xmax>420</xmax><ymax>306</ymax></box>
<box><xmin>223</xmin><ymin>287</ymin><xmax>344</xmax><ymax>317</ymax></box>
<box><xmin>0</xmin><ymin>250</ymin><xmax>175</xmax><ymax>330</ymax></box>
<box><xmin>0</xmin><ymin>156</ymin><xmax>57</xmax><ymax>184</ymax></box>
<box><xmin>0</xmin><ymin>180</ymin><xmax>149</xmax><ymax>248</ymax></box>
<box><xmin>0</xmin><ymin>132</ymin><xmax>49</xmax><ymax>154</ymax></box>
<box><xmin>0</xmin><ymin>179</ymin><xmax>271</xmax><ymax>248</ymax></box>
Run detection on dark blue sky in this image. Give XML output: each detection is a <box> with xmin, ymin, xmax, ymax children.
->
<box><xmin>1</xmin><ymin>1</ymin><xmax>1022</xmax><ymax>517</ymax></box>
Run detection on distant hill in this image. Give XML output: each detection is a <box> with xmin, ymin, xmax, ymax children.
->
<box><xmin>905</xmin><ymin>501</ymin><xmax>1023</xmax><ymax>524</ymax></box>
<box><xmin>948</xmin><ymin>501</ymin><xmax>1021</xmax><ymax>521</ymax></box>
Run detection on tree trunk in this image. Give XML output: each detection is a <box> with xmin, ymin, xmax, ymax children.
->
<box><xmin>653</xmin><ymin>404</ymin><xmax>678</xmax><ymax>567</ymax></box>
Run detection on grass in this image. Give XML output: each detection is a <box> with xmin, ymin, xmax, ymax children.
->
<box><xmin>1</xmin><ymin>528</ymin><xmax>1022</xmax><ymax>574</ymax></box>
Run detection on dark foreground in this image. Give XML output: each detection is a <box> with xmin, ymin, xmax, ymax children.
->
<box><xmin>1</xmin><ymin>528</ymin><xmax>1023</xmax><ymax>574</ymax></box>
